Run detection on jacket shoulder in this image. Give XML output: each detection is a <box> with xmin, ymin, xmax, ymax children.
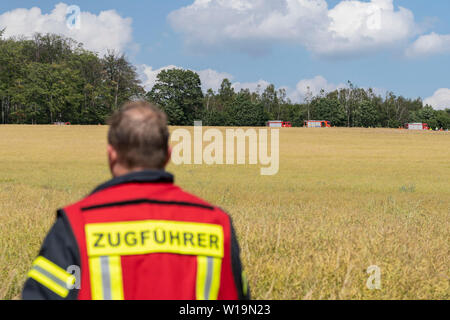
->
<box><xmin>172</xmin><ymin>187</ymin><xmax>230</xmax><ymax>216</ymax></box>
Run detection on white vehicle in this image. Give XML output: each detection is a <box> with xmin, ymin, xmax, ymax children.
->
<box><xmin>267</xmin><ymin>121</ymin><xmax>283</xmax><ymax>128</ymax></box>
<box><xmin>405</xmin><ymin>123</ymin><xmax>429</xmax><ymax>130</ymax></box>
<box><xmin>267</xmin><ymin>121</ymin><xmax>291</xmax><ymax>128</ymax></box>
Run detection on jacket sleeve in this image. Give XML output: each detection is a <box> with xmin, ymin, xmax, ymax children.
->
<box><xmin>22</xmin><ymin>210</ymin><xmax>81</xmax><ymax>300</ymax></box>
<box><xmin>229</xmin><ymin>217</ymin><xmax>251</xmax><ymax>300</ymax></box>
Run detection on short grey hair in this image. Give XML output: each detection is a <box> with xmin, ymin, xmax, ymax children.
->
<box><xmin>107</xmin><ymin>101</ymin><xmax>169</xmax><ymax>169</ymax></box>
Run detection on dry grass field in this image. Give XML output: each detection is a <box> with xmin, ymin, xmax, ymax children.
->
<box><xmin>0</xmin><ymin>125</ymin><xmax>449</xmax><ymax>300</ymax></box>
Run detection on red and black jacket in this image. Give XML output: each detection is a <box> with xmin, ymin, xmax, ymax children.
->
<box><xmin>22</xmin><ymin>170</ymin><xmax>250</xmax><ymax>300</ymax></box>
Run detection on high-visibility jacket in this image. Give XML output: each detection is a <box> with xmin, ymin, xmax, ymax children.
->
<box><xmin>22</xmin><ymin>170</ymin><xmax>249</xmax><ymax>300</ymax></box>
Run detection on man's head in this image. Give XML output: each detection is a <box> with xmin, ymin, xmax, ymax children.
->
<box><xmin>107</xmin><ymin>101</ymin><xmax>170</xmax><ymax>177</ymax></box>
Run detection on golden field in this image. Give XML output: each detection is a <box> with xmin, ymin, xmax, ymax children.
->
<box><xmin>0</xmin><ymin>125</ymin><xmax>449</xmax><ymax>300</ymax></box>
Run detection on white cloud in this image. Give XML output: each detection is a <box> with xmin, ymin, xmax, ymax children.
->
<box><xmin>424</xmin><ymin>89</ymin><xmax>450</xmax><ymax>110</ymax></box>
<box><xmin>140</xmin><ymin>65</ymin><xmax>387</xmax><ymax>105</ymax></box>
<box><xmin>168</xmin><ymin>0</ymin><xmax>418</xmax><ymax>57</ymax></box>
<box><xmin>140</xmin><ymin>65</ymin><xmax>178</xmax><ymax>91</ymax></box>
<box><xmin>288</xmin><ymin>76</ymin><xmax>346</xmax><ymax>102</ymax></box>
<box><xmin>140</xmin><ymin>65</ymin><xmax>277</xmax><ymax>95</ymax></box>
<box><xmin>140</xmin><ymin>64</ymin><xmax>273</xmax><ymax>95</ymax></box>
<box><xmin>139</xmin><ymin>65</ymin><xmax>233</xmax><ymax>92</ymax></box>
<box><xmin>297</xmin><ymin>75</ymin><xmax>344</xmax><ymax>96</ymax></box>
<box><xmin>197</xmin><ymin>69</ymin><xmax>234</xmax><ymax>92</ymax></box>
<box><xmin>0</xmin><ymin>3</ymin><xmax>133</xmax><ymax>55</ymax></box>
<box><xmin>406</xmin><ymin>33</ymin><xmax>450</xmax><ymax>58</ymax></box>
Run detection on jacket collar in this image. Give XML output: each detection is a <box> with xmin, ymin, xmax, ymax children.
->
<box><xmin>91</xmin><ymin>170</ymin><xmax>174</xmax><ymax>195</ymax></box>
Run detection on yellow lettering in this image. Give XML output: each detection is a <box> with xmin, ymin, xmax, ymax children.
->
<box><xmin>85</xmin><ymin>220</ymin><xmax>224</xmax><ymax>258</ymax></box>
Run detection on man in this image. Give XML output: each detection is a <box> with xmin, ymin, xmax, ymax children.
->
<box><xmin>22</xmin><ymin>101</ymin><xmax>249</xmax><ymax>300</ymax></box>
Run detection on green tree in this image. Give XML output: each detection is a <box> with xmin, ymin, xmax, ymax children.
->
<box><xmin>310</xmin><ymin>96</ymin><xmax>346</xmax><ymax>126</ymax></box>
<box><xmin>225</xmin><ymin>90</ymin><xmax>267</xmax><ymax>126</ymax></box>
<box><xmin>412</xmin><ymin>105</ymin><xmax>438</xmax><ymax>129</ymax></box>
<box><xmin>435</xmin><ymin>109</ymin><xmax>450</xmax><ymax>129</ymax></box>
<box><xmin>217</xmin><ymin>79</ymin><xmax>235</xmax><ymax>110</ymax></box>
<box><xmin>148</xmin><ymin>68</ymin><xmax>204</xmax><ymax>125</ymax></box>
<box><xmin>354</xmin><ymin>100</ymin><xmax>378</xmax><ymax>127</ymax></box>
<box><xmin>0</xmin><ymin>33</ymin><xmax>143</xmax><ymax>124</ymax></box>
<box><xmin>103</xmin><ymin>51</ymin><xmax>144</xmax><ymax>112</ymax></box>
<box><xmin>261</xmin><ymin>84</ymin><xmax>278</xmax><ymax>119</ymax></box>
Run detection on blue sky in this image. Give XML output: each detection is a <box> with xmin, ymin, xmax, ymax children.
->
<box><xmin>0</xmin><ymin>1</ymin><xmax>449</xmax><ymax>109</ymax></box>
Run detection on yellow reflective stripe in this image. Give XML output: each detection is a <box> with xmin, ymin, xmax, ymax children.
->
<box><xmin>196</xmin><ymin>256</ymin><xmax>207</xmax><ymax>300</ymax></box>
<box><xmin>196</xmin><ymin>256</ymin><xmax>222</xmax><ymax>300</ymax></box>
<box><xmin>33</xmin><ymin>256</ymin><xmax>75</xmax><ymax>285</ymax></box>
<box><xmin>27</xmin><ymin>256</ymin><xmax>75</xmax><ymax>298</ymax></box>
<box><xmin>89</xmin><ymin>256</ymin><xmax>103</xmax><ymax>300</ymax></box>
<box><xmin>109</xmin><ymin>256</ymin><xmax>124</xmax><ymax>300</ymax></box>
<box><xmin>89</xmin><ymin>256</ymin><xmax>124</xmax><ymax>300</ymax></box>
<box><xmin>28</xmin><ymin>269</ymin><xmax>69</xmax><ymax>298</ymax></box>
<box><xmin>210</xmin><ymin>257</ymin><xmax>222</xmax><ymax>300</ymax></box>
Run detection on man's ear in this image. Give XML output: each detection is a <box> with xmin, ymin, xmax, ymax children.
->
<box><xmin>107</xmin><ymin>144</ymin><xmax>118</xmax><ymax>174</ymax></box>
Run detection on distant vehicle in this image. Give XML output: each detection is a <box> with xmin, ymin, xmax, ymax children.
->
<box><xmin>267</xmin><ymin>121</ymin><xmax>282</xmax><ymax>128</ymax></box>
<box><xmin>405</xmin><ymin>123</ymin><xmax>429</xmax><ymax>130</ymax></box>
<box><xmin>304</xmin><ymin>120</ymin><xmax>331</xmax><ymax>128</ymax></box>
<box><xmin>267</xmin><ymin>121</ymin><xmax>292</xmax><ymax>128</ymax></box>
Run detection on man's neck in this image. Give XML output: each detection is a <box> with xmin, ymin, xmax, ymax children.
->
<box><xmin>112</xmin><ymin>165</ymin><xmax>161</xmax><ymax>178</ymax></box>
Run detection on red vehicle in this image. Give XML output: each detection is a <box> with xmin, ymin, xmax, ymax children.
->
<box><xmin>405</xmin><ymin>123</ymin><xmax>429</xmax><ymax>130</ymax></box>
<box><xmin>304</xmin><ymin>120</ymin><xmax>331</xmax><ymax>128</ymax></box>
<box><xmin>267</xmin><ymin>121</ymin><xmax>292</xmax><ymax>128</ymax></box>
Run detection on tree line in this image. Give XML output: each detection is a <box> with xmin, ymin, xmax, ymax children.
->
<box><xmin>0</xmin><ymin>31</ymin><xmax>143</xmax><ymax>124</ymax></box>
<box><xmin>1</xmin><ymin>32</ymin><xmax>449</xmax><ymax>129</ymax></box>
